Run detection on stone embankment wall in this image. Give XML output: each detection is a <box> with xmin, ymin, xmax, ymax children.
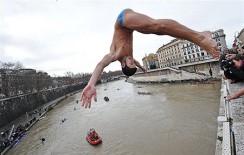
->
<box><xmin>215</xmin><ymin>80</ymin><xmax>244</xmax><ymax>155</ymax></box>
<box><xmin>0</xmin><ymin>83</ymin><xmax>86</xmax><ymax>127</ymax></box>
<box><xmin>131</xmin><ymin>59</ymin><xmax>220</xmax><ymax>83</ymax></box>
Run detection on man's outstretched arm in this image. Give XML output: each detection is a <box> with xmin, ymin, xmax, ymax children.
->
<box><xmin>81</xmin><ymin>53</ymin><xmax>115</xmax><ymax>108</ymax></box>
<box><xmin>227</xmin><ymin>88</ymin><xmax>244</xmax><ymax>101</ymax></box>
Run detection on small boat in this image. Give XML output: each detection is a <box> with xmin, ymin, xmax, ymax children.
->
<box><xmin>86</xmin><ymin>128</ymin><xmax>102</xmax><ymax>145</ymax></box>
<box><xmin>104</xmin><ymin>96</ymin><xmax>109</xmax><ymax>102</ymax></box>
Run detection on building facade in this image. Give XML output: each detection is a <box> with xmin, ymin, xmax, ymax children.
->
<box><xmin>142</xmin><ymin>53</ymin><xmax>159</xmax><ymax>70</ymax></box>
<box><xmin>156</xmin><ymin>39</ymin><xmax>185</xmax><ymax>68</ymax></box>
<box><xmin>183</xmin><ymin>29</ymin><xmax>226</xmax><ymax>63</ymax></box>
<box><xmin>182</xmin><ymin>41</ymin><xmax>210</xmax><ymax>63</ymax></box>
<box><xmin>0</xmin><ymin>68</ymin><xmax>52</xmax><ymax>98</ymax></box>
<box><xmin>211</xmin><ymin>29</ymin><xmax>227</xmax><ymax>52</ymax></box>
<box><xmin>146</xmin><ymin>29</ymin><xmax>227</xmax><ymax>70</ymax></box>
<box><xmin>235</xmin><ymin>28</ymin><xmax>244</xmax><ymax>49</ymax></box>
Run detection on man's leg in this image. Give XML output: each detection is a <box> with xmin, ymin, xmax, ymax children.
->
<box><xmin>123</xmin><ymin>9</ymin><xmax>219</xmax><ymax>58</ymax></box>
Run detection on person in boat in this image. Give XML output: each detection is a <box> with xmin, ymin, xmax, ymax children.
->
<box><xmin>91</xmin><ymin>131</ymin><xmax>98</xmax><ymax>141</ymax></box>
<box><xmin>88</xmin><ymin>128</ymin><xmax>99</xmax><ymax>141</ymax></box>
<box><xmin>80</xmin><ymin>8</ymin><xmax>220</xmax><ymax>108</ymax></box>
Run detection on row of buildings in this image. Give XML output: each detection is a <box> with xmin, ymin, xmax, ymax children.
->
<box><xmin>0</xmin><ymin>68</ymin><xmax>84</xmax><ymax>99</ymax></box>
<box><xmin>142</xmin><ymin>29</ymin><xmax>243</xmax><ymax>70</ymax></box>
<box><xmin>0</xmin><ymin>68</ymin><xmax>122</xmax><ymax>99</ymax></box>
<box><xmin>0</xmin><ymin>69</ymin><xmax>52</xmax><ymax>98</ymax></box>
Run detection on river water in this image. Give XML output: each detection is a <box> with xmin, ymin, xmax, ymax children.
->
<box><xmin>7</xmin><ymin>79</ymin><xmax>221</xmax><ymax>155</ymax></box>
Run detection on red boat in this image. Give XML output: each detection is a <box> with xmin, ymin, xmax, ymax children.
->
<box><xmin>86</xmin><ymin>128</ymin><xmax>102</xmax><ymax>145</ymax></box>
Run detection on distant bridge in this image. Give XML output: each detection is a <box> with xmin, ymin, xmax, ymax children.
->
<box><xmin>101</xmin><ymin>75</ymin><xmax>126</xmax><ymax>83</ymax></box>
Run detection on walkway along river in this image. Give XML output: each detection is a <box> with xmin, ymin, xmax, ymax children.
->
<box><xmin>6</xmin><ymin>79</ymin><xmax>221</xmax><ymax>155</ymax></box>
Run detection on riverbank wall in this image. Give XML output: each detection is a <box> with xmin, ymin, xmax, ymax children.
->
<box><xmin>215</xmin><ymin>79</ymin><xmax>244</xmax><ymax>155</ymax></box>
<box><xmin>130</xmin><ymin>59</ymin><xmax>220</xmax><ymax>83</ymax></box>
<box><xmin>0</xmin><ymin>83</ymin><xmax>86</xmax><ymax>128</ymax></box>
<box><xmin>0</xmin><ymin>89</ymin><xmax>83</xmax><ymax>155</ymax></box>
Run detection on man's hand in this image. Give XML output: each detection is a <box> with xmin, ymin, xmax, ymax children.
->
<box><xmin>141</xmin><ymin>66</ymin><xmax>147</xmax><ymax>73</ymax></box>
<box><xmin>134</xmin><ymin>59</ymin><xmax>147</xmax><ymax>73</ymax></box>
<box><xmin>226</xmin><ymin>54</ymin><xmax>237</xmax><ymax>59</ymax></box>
<box><xmin>227</xmin><ymin>89</ymin><xmax>244</xmax><ymax>101</ymax></box>
<box><xmin>80</xmin><ymin>85</ymin><xmax>97</xmax><ymax>108</ymax></box>
<box><xmin>227</xmin><ymin>93</ymin><xmax>239</xmax><ymax>101</ymax></box>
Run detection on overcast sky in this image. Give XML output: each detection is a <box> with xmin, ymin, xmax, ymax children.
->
<box><xmin>1</xmin><ymin>0</ymin><xmax>243</xmax><ymax>76</ymax></box>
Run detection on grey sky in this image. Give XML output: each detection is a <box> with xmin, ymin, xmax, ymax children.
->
<box><xmin>1</xmin><ymin>0</ymin><xmax>243</xmax><ymax>76</ymax></box>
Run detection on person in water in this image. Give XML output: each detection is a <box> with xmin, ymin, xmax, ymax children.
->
<box><xmin>81</xmin><ymin>8</ymin><xmax>220</xmax><ymax>108</ymax></box>
<box><xmin>41</xmin><ymin>138</ymin><xmax>46</xmax><ymax>144</ymax></box>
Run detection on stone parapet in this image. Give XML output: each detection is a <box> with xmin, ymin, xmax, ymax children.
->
<box><xmin>216</xmin><ymin>80</ymin><xmax>244</xmax><ymax>155</ymax></box>
<box><xmin>131</xmin><ymin>59</ymin><xmax>221</xmax><ymax>83</ymax></box>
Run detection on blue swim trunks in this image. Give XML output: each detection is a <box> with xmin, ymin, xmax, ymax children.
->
<box><xmin>118</xmin><ymin>9</ymin><xmax>126</xmax><ymax>27</ymax></box>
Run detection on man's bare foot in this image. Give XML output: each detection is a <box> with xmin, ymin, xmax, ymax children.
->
<box><xmin>199</xmin><ymin>31</ymin><xmax>220</xmax><ymax>59</ymax></box>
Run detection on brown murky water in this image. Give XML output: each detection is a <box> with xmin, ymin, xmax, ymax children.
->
<box><xmin>7</xmin><ymin>79</ymin><xmax>221</xmax><ymax>155</ymax></box>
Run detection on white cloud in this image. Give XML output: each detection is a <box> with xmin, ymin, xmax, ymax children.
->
<box><xmin>4</xmin><ymin>46</ymin><xmax>36</xmax><ymax>60</ymax></box>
